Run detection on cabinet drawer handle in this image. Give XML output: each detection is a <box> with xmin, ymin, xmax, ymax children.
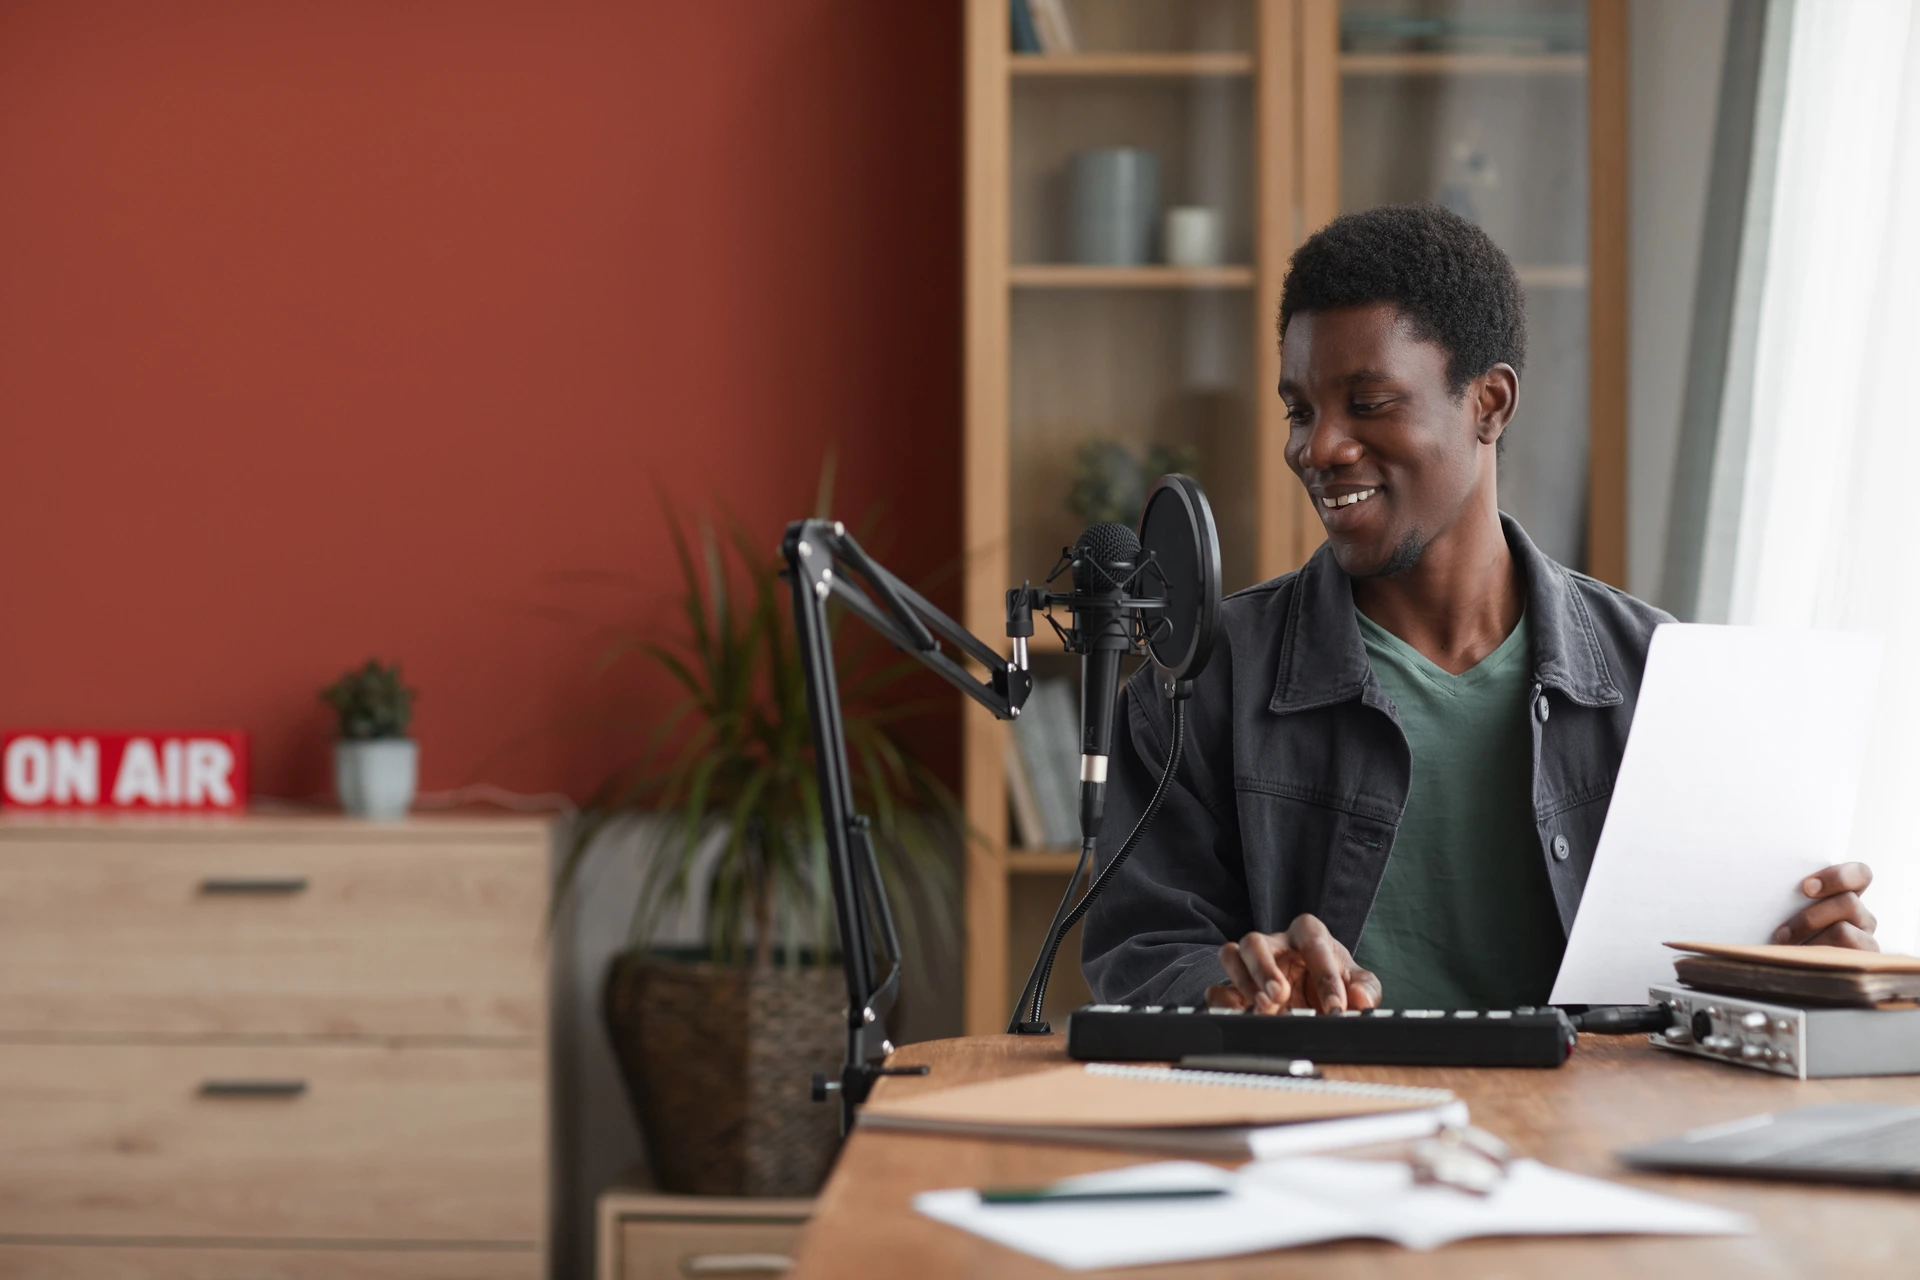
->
<box><xmin>199</xmin><ymin>1079</ymin><xmax>308</xmax><ymax>1098</ymax></box>
<box><xmin>199</xmin><ymin>877</ymin><xmax>309</xmax><ymax>895</ymax></box>
<box><xmin>679</xmin><ymin>1255</ymin><xmax>793</xmax><ymax>1278</ymax></box>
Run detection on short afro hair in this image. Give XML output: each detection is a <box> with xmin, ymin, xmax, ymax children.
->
<box><xmin>1278</xmin><ymin>203</ymin><xmax>1526</xmax><ymax>396</ymax></box>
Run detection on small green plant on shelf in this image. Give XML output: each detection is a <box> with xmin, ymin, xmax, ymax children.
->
<box><xmin>1067</xmin><ymin>440</ymin><xmax>1199</xmax><ymax>527</ymax></box>
<box><xmin>320</xmin><ymin>660</ymin><xmax>416</xmax><ymax>740</ymax></box>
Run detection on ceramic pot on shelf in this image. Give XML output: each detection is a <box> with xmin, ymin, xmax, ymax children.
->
<box><xmin>334</xmin><ymin>738</ymin><xmax>417</xmax><ymax>819</ymax></box>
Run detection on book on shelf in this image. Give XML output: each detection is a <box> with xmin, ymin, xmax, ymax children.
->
<box><xmin>1004</xmin><ymin>740</ymin><xmax>1048</xmax><ymax>850</ymax></box>
<box><xmin>1009</xmin><ymin>0</ymin><xmax>1042</xmax><ymax>55</ymax></box>
<box><xmin>1029</xmin><ymin>0</ymin><xmax>1078</xmax><ymax>55</ymax></box>
<box><xmin>1010</xmin><ymin>676</ymin><xmax>1080</xmax><ymax>849</ymax></box>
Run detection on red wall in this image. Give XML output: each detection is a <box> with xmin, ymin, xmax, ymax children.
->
<box><xmin>0</xmin><ymin>2</ymin><xmax>961</xmax><ymax>800</ymax></box>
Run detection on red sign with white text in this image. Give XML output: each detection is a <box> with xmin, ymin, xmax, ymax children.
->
<box><xmin>1</xmin><ymin>731</ymin><xmax>250</xmax><ymax>812</ymax></box>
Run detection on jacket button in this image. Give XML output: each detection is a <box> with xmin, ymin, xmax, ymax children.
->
<box><xmin>1551</xmin><ymin>834</ymin><xmax>1570</xmax><ymax>861</ymax></box>
<box><xmin>1536</xmin><ymin>695</ymin><xmax>1551</xmax><ymax>723</ymax></box>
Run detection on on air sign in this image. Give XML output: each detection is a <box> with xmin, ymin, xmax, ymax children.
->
<box><xmin>1</xmin><ymin>731</ymin><xmax>250</xmax><ymax>811</ymax></box>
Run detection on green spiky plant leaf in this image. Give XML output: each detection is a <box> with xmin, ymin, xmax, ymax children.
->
<box><xmin>551</xmin><ymin>474</ymin><xmax>960</xmax><ymax>971</ymax></box>
<box><xmin>320</xmin><ymin>660</ymin><xmax>416</xmax><ymax>740</ymax></box>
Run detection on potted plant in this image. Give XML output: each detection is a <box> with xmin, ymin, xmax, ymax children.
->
<box><xmin>321</xmin><ymin>659</ymin><xmax>419</xmax><ymax>819</ymax></box>
<box><xmin>554</xmin><ymin>499</ymin><xmax>957</xmax><ymax>1198</ymax></box>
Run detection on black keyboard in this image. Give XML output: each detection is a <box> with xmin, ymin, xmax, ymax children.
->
<box><xmin>1067</xmin><ymin>1003</ymin><xmax>1578</xmax><ymax>1068</ymax></box>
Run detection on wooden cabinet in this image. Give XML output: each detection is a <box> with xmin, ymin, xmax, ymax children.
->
<box><xmin>596</xmin><ymin>1183</ymin><xmax>810</xmax><ymax>1280</ymax></box>
<box><xmin>962</xmin><ymin>0</ymin><xmax>1626</xmax><ymax>1033</ymax></box>
<box><xmin>0</xmin><ymin>814</ymin><xmax>550</xmax><ymax>1277</ymax></box>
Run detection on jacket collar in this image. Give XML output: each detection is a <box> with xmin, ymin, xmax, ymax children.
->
<box><xmin>1269</xmin><ymin>513</ymin><xmax>1623</xmax><ymax>715</ymax></box>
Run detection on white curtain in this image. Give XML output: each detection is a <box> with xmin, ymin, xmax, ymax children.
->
<box><xmin>1717</xmin><ymin>0</ymin><xmax>1920</xmax><ymax>950</ymax></box>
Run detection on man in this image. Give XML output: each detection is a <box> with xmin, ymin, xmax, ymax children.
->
<box><xmin>1082</xmin><ymin>203</ymin><xmax>1876</xmax><ymax>1015</ymax></box>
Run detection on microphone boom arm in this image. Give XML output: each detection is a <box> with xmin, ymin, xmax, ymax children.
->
<box><xmin>783</xmin><ymin>518</ymin><xmax>1036</xmax><ymax>1134</ymax></box>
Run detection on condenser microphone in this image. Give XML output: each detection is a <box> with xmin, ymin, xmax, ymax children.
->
<box><xmin>1067</xmin><ymin>521</ymin><xmax>1140</xmax><ymax>840</ymax></box>
<box><xmin>1007</xmin><ymin>477</ymin><xmax>1222</xmax><ymax>1035</ymax></box>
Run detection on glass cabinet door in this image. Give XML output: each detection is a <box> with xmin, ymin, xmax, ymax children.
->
<box><xmin>1006</xmin><ymin>0</ymin><xmax>1266</xmax><ymax>595</ymax></box>
<box><xmin>1334</xmin><ymin>0</ymin><xmax>1594</xmax><ymax>568</ymax></box>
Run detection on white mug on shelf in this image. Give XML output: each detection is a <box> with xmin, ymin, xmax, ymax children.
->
<box><xmin>1164</xmin><ymin>206</ymin><xmax>1225</xmax><ymax>268</ymax></box>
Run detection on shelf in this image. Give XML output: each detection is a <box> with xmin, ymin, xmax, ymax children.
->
<box><xmin>1009</xmin><ymin>264</ymin><xmax>1256</xmax><ymax>290</ymax></box>
<box><xmin>1011</xmin><ymin>53</ymin><xmax>1255</xmax><ymax>79</ymax></box>
<box><xmin>1006</xmin><ymin>849</ymin><xmax>1086</xmax><ymax>875</ymax></box>
<box><xmin>1340</xmin><ymin>52</ymin><xmax>1587</xmax><ymax>77</ymax></box>
<box><xmin>1516</xmin><ymin>264</ymin><xmax>1589</xmax><ymax>289</ymax></box>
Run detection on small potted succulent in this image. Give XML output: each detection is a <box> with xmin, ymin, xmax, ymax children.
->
<box><xmin>321</xmin><ymin>659</ymin><xmax>419</xmax><ymax>819</ymax></box>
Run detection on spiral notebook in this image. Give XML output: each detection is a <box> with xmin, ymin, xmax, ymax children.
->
<box><xmin>860</xmin><ymin>1063</ymin><xmax>1463</xmax><ymax>1158</ymax></box>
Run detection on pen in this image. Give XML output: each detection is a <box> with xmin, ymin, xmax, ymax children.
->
<box><xmin>979</xmin><ymin>1186</ymin><xmax>1229</xmax><ymax>1205</ymax></box>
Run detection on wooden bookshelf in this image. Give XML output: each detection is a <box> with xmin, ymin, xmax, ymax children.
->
<box><xmin>963</xmin><ymin>0</ymin><xmax>1627</xmax><ymax>1035</ymax></box>
<box><xmin>1011</xmin><ymin>52</ymin><xmax>1256</xmax><ymax>78</ymax></box>
<box><xmin>1340</xmin><ymin>52</ymin><xmax>1587</xmax><ymax>77</ymax></box>
<box><xmin>1516</xmin><ymin>263</ymin><xmax>1591</xmax><ymax>289</ymax></box>
<box><xmin>1006</xmin><ymin>850</ymin><xmax>1087</xmax><ymax>875</ymax></box>
<box><xmin>1008</xmin><ymin>263</ymin><xmax>1257</xmax><ymax>288</ymax></box>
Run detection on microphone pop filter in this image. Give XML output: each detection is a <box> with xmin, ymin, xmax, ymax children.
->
<box><xmin>1137</xmin><ymin>473</ymin><xmax>1221</xmax><ymax>686</ymax></box>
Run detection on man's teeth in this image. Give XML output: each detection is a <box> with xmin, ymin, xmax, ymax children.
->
<box><xmin>1321</xmin><ymin>488</ymin><xmax>1378</xmax><ymax>510</ymax></box>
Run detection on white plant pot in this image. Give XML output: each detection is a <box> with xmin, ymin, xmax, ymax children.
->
<box><xmin>334</xmin><ymin>739</ymin><xmax>418</xmax><ymax>819</ymax></box>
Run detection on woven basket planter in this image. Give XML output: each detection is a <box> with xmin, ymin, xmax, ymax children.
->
<box><xmin>603</xmin><ymin>952</ymin><xmax>845</xmax><ymax>1197</ymax></box>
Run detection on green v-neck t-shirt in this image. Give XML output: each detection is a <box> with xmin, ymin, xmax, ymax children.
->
<box><xmin>1350</xmin><ymin>609</ymin><xmax>1566</xmax><ymax>1009</ymax></box>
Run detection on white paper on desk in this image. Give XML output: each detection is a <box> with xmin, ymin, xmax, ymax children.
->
<box><xmin>1550</xmin><ymin>624</ymin><xmax>1884</xmax><ymax>1005</ymax></box>
<box><xmin>913</xmin><ymin>1161</ymin><xmax>1370</xmax><ymax>1271</ymax></box>
<box><xmin>1247</xmin><ymin>1157</ymin><xmax>1750</xmax><ymax>1250</ymax></box>
<box><xmin>914</xmin><ymin>1157</ymin><xmax>1748</xmax><ymax>1270</ymax></box>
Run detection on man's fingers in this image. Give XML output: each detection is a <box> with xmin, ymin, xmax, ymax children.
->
<box><xmin>1216</xmin><ymin>942</ymin><xmax>1264</xmax><ymax>1010</ymax></box>
<box><xmin>1804</xmin><ymin>920</ymin><xmax>1880</xmax><ymax>951</ymax></box>
<box><xmin>1238</xmin><ymin>932</ymin><xmax>1293</xmax><ymax>1011</ymax></box>
<box><xmin>1301</xmin><ymin>936</ymin><xmax>1351</xmax><ymax>1012</ymax></box>
<box><xmin>1285</xmin><ymin>913</ymin><xmax>1335</xmax><ymax>947</ymax></box>
<box><xmin>1803</xmin><ymin>862</ymin><xmax>1873</xmax><ymax>898</ymax></box>
<box><xmin>1774</xmin><ymin>891</ymin><xmax>1876</xmax><ymax>944</ymax></box>
<box><xmin>1347</xmin><ymin>966</ymin><xmax>1383</xmax><ymax>1010</ymax></box>
<box><xmin>1205</xmin><ymin>982</ymin><xmax>1251</xmax><ymax>1010</ymax></box>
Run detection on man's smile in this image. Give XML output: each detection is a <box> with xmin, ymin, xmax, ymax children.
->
<box><xmin>1309</xmin><ymin>482</ymin><xmax>1386</xmax><ymax>531</ymax></box>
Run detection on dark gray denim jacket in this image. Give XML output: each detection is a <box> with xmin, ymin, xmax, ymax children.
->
<box><xmin>1082</xmin><ymin>515</ymin><xmax>1673</xmax><ymax>1007</ymax></box>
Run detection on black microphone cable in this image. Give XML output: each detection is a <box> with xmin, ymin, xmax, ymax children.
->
<box><xmin>1008</xmin><ymin>695</ymin><xmax>1186</xmax><ymax>1034</ymax></box>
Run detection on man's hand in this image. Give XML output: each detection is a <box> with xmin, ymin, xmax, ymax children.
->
<box><xmin>1773</xmin><ymin>862</ymin><xmax>1878</xmax><ymax>949</ymax></box>
<box><xmin>1206</xmin><ymin>914</ymin><xmax>1382</xmax><ymax>1014</ymax></box>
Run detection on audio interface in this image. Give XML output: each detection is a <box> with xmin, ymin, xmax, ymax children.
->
<box><xmin>1648</xmin><ymin>984</ymin><xmax>1920</xmax><ymax>1079</ymax></box>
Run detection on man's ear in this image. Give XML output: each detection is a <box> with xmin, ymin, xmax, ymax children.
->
<box><xmin>1474</xmin><ymin>363</ymin><xmax>1520</xmax><ymax>446</ymax></box>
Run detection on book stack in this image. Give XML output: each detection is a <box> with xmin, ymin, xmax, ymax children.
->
<box><xmin>1666</xmin><ymin>942</ymin><xmax>1920</xmax><ymax>1007</ymax></box>
<box><xmin>1011</xmin><ymin>0</ymin><xmax>1078</xmax><ymax>55</ymax></box>
<box><xmin>1006</xmin><ymin>676</ymin><xmax>1081</xmax><ymax>850</ymax></box>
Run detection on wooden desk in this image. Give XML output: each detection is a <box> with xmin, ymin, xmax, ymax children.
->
<box><xmin>789</xmin><ymin>1034</ymin><xmax>1920</xmax><ymax>1279</ymax></box>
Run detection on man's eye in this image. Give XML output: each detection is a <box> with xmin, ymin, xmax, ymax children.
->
<box><xmin>1285</xmin><ymin>405</ymin><xmax>1311</xmax><ymax>426</ymax></box>
<box><xmin>1352</xmin><ymin>399</ymin><xmax>1391</xmax><ymax>415</ymax></box>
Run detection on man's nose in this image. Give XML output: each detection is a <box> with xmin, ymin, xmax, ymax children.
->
<box><xmin>1296</xmin><ymin>419</ymin><xmax>1365</xmax><ymax>472</ymax></box>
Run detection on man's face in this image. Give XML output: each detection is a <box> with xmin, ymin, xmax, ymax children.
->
<box><xmin>1279</xmin><ymin>303</ymin><xmax>1503</xmax><ymax>578</ymax></box>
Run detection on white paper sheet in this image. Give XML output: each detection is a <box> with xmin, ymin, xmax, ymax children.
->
<box><xmin>912</xmin><ymin>1156</ymin><xmax>1749</xmax><ymax>1270</ymax></box>
<box><xmin>1550</xmin><ymin>624</ymin><xmax>1883</xmax><ymax>1005</ymax></box>
<box><xmin>1246</xmin><ymin>1156</ymin><xmax>1750</xmax><ymax>1250</ymax></box>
